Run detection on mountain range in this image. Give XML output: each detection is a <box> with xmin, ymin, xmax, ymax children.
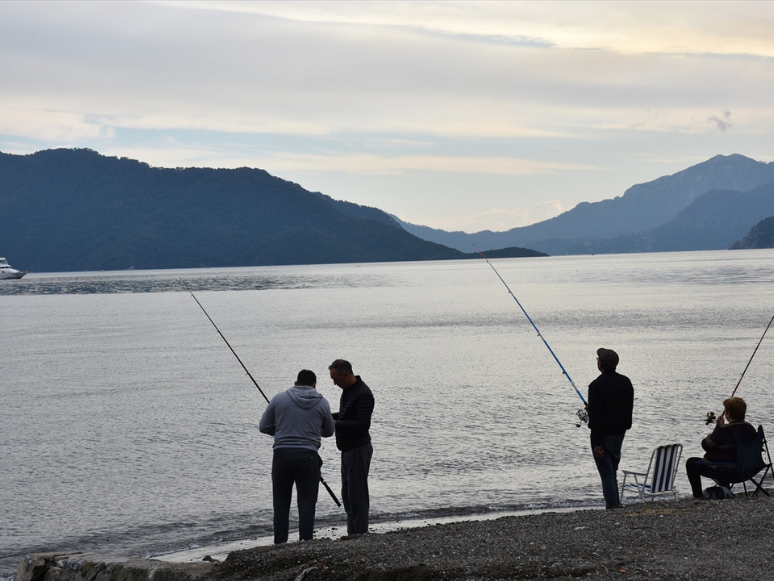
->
<box><xmin>0</xmin><ymin>148</ymin><xmax>541</xmax><ymax>272</ymax></box>
<box><xmin>1</xmin><ymin>149</ymin><xmax>773</xmax><ymax>273</ymax></box>
<box><xmin>398</xmin><ymin>154</ymin><xmax>774</xmax><ymax>254</ymax></box>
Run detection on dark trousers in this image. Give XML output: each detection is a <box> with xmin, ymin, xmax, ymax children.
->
<box><xmin>272</xmin><ymin>448</ymin><xmax>320</xmax><ymax>544</ymax></box>
<box><xmin>592</xmin><ymin>433</ymin><xmax>625</xmax><ymax>509</ymax></box>
<box><xmin>686</xmin><ymin>457</ymin><xmax>729</xmax><ymax>498</ymax></box>
<box><xmin>341</xmin><ymin>442</ymin><xmax>372</xmax><ymax>535</ymax></box>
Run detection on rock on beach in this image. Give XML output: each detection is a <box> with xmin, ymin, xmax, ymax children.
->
<box><xmin>16</xmin><ymin>496</ymin><xmax>774</xmax><ymax>581</ymax></box>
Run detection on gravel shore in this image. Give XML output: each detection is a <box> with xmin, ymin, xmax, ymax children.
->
<box><xmin>214</xmin><ymin>495</ymin><xmax>774</xmax><ymax>581</ymax></box>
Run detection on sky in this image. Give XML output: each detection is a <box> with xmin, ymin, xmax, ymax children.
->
<box><xmin>2</xmin><ymin>1</ymin><xmax>774</xmax><ymax>233</ymax></box>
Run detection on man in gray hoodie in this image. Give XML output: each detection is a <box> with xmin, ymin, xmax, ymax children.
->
<box><xmin>259</xmin><ymin>369</ymin><xmax>335</xmax><ymax>544</ymax></box>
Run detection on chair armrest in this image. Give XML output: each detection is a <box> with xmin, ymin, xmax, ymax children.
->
<box><xmin>621</xmin><ymin>470</ymin><xmax>647</xmax><ymax>476</ymax></box>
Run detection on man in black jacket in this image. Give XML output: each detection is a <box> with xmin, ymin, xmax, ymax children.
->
<box><xmin>329</xmin><ymin>359</ymin><xmax>375</xmax><ymax>535</ymax></box>
<box><xmin>587</xmin><ymin>348</ymin><xmax>634</xmax><ymax>509</ymax></box>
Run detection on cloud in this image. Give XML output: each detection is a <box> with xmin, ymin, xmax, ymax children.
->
<box><xmin>173</xmin><ymin>1</ymin><xmax>774</xmax><ymax>58</ymax></box>
<box><xmin>249</xmin><ymin>153</ymin><xmax>599</xmax><ymax>176</ymax></box>
<box><xmin>0</xmin><ymin>107</ymin><xmax>113</xmax><ymax>142</ymax></box>
<box><xmin>3</xmin><ymin>1</ymin><xmax>773</xmax><ymax>145</ymax></box>
<box><xmin>708</xmin><ymin>110</ymin><xmax>733</xmax><ymax>132</ymax></box>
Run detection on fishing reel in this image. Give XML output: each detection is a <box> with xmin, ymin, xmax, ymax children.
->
<box><xmin>705</xmin><ymin>411</ymin><xmax>716</xmax><ymax>425</ymax></box>
<box><xmin>576</xmin><ymin>408</ymin><xmax>589</xmax><ymax>428</ymax></box>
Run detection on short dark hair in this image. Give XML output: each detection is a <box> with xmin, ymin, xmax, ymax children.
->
<box><xmin>328</xmin><ymin>359</ymin><xmax>353</xmax><ymax>374</ymax></box>
<box><xmin>724</xmin><ymin>397</ymin><xmax>747</xmax><ymax>421</ymax></box>
<box><xmin>297</xmin><ymin>369</ymin><xmax>317</xmax><ymax>386</ymax></box>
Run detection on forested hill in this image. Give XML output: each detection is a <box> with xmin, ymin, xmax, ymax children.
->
<box><xmin>731</xmin><ymin>215</ymin><xmax>774</xmax><ymax>249</ymax></box>
<box><xmin>0</xmin><ymin>148</ymin><xmax>471</xmax><ymax>272</ymax></box>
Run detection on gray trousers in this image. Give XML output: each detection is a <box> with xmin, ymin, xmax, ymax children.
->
<box><xmin>341</xmin><ymin>442</ymin><xmax>372</xmax><ymax>535</ymax></box>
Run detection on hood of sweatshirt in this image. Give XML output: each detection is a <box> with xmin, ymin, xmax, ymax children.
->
<box><xmin>286</xmin><ymin>385</ymin><xmax>324</xmax><ymax>410</ymax></box>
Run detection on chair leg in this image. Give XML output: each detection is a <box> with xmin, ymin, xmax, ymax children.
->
<box><xmin>750</xmin><ymin>472</ymin><xmax>770</xmax><ymax>497</ymax></box>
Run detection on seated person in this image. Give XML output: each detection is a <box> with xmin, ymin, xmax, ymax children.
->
<box><xmin>685</xmin><ymin>397</ymin><xmax>756</xmax><ymax>498</ymax></box>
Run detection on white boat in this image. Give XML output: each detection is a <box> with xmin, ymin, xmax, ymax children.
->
<box><xmin>0</xmin><ymin>257</ymin><xmax>27</xmax><ymax>279</ymax></box>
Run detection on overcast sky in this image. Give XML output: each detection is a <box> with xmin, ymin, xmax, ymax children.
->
<box><xmin>2</xmin><ymin>1</ymin><xmax>773</xmax><ymax>232</ymax></box>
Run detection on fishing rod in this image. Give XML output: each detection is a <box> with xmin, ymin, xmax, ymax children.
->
<box><xmin>181</xmin><ymin>279</ymin><xmax>341</xmax><ymax>506</ymax></box>
<box><xmin>181</xmin><ymin>279</ymin><xmax>271</xmax><ymax>403</ymax></box>
<box><xmin>474</xmin><ymin>245</ymin><xmax>588</xmax><ymax>426</ymax></box>
<box><xmin>706</xmin><ymin>313</ymin><xmax>774</xmax><ymax>425</ymax></box>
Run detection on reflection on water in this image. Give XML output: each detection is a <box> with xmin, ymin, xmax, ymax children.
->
<box><xmin>2</xmin><ymin>250</ymin><xmax>774</xmax><ymax>576</ymax></box>
<box><xmin>0</xmin><ymin>268</ymin><xmax>391</xmax><ymax>295</ymax></box>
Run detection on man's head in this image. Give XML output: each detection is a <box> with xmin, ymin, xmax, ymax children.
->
<box><xmin>596</xmin><ymin>348</ymin><xmax>619</xmax><ymax>372</ymax></box>
<box><xmin>295</xmin><ymin>369</ymin><xmax>317</xmax><ymax>387</ymax></box>
<box><xmin>329</xmin><ymin>359</ymin><xmax>357</xmax><ymax>389</ymax></box>
<box><xmin>723</xmin><ymin>397</ymin><xmax>747</xmax><ymax>421</ymax></box>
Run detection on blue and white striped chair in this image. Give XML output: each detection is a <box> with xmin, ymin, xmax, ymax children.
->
<box><xmin>620</xmin><ymin>443</ymin><xmax>683</xmax><ymax>502</ymax></box>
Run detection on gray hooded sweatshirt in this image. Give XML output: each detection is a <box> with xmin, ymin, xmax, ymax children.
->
<box><xmin>259</xmin><ymin>385</ymin><xmax>335</xmax><ymax>451</ymax></box>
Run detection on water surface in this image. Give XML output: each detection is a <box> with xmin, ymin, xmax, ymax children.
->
<box><xmin>2</xmin><ymin>250</ymin><xmax>774</xmax><ymax>576</ymax></box>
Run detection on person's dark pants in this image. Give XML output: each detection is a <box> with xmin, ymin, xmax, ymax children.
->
<box><xmin>592</xmin><ymin>433</ymin><xmax>625</xmax><ymax>509</ymax></box>
<box><xmin>272</xmin><ymin>448</ymin><xmax>320</xmax><ymax>544</ymax></box>
<box><xmin>341</xmin><ymin>442</ymin><xmax>372</xmax><ymax>535</ymax></box>
<box><xmin>686</xmin><ymin>457</ymin><xmax>730</xmax><ymax>498</ymax></box>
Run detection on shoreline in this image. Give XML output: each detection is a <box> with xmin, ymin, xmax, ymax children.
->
<box><xmin>16</xmin><ymin>494</ymin><xmax>774</xmax><ymax>581</ymax></box>
<box><xmin>157</xmin><ymin>505</ymin><xmax>601</xmax><ymax>564</ymax></box>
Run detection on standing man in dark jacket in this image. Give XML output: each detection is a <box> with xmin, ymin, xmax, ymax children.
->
<box><xmin>259</xmin><ymin>369</ymin><xmax>335</xmax><ymax>544</ymax></box>
<box><xmin>329</xmin><ymin>359</ymin><xmax>374</xmax><ymax>536</ymax></box>
<box><xmin>587</xmin><ymin>348</ymin><xmax>634</xmax><ymax>509</ymax></box>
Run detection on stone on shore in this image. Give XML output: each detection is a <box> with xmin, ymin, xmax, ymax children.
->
<box><xmin>15</xmin><ymin>552</ymin><xmax>214</xmax><ymax>581</ymax></box>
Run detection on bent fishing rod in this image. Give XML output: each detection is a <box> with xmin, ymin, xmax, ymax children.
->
<box><xmin>474</xmin><ymin>245</ymin><xmax>588</xmax><ymax>426</ymax></box>
<box><xmin>706</xmin><ymin>313</ymin><xmax>774</xmax><ymax>425</ymax></box>
<box><xmin>181</xmin><ymin>279</ymin><xmax>341</xmax><ymax>506</ymax></box>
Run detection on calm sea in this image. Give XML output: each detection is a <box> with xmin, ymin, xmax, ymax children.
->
<box><xmin>2</xmin><ymin>250</ymin><xmax>774</xmax><ymax>576</ymax></box>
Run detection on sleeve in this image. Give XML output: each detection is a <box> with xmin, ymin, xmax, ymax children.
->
<box><xmin>259</xmin><ymin>398</ymin><xmax>277</xmax><ymax>435</ymax></box>
<box><xmin>587</xmin><ymin>383</ymin><xmax>603</xmax><ymax>446</ymax></box>
<box><xmin>702</xmin><ymin>424</ymin><xmax>724</xmax><ymax>452</ymax></box>
<box><xmin>335</xmin><ymin>391</ymin><xmax>374</xmax><ymax>435</ymax></box>
<box><xmin>320</xmin><ymin>399</ymin><xmax>335</xmax><ymax>438</ymax></box>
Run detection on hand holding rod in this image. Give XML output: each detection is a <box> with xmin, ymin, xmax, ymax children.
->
<box><xmin>181</xmin><ymin>278</ymin><xmax>341</xmax><ymax>506</ymax></box>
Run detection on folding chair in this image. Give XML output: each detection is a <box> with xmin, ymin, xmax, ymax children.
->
<box><xmin>620</xmin><ymin>443</ymin><xmax>683</xmax><ymax>502</ymax></box>
<box><xmin>713</xmin><ymin>425</ymin><xmax>773</xmax><ymax>497</ymax></box>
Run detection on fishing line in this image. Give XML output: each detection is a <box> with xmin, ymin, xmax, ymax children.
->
<box><xmin>706</xmin><ymin>313</ymin><xmax>774</xmax><ymax>425</ymax></box>
<box><xmin>474</xmin><ymin>245</ymin><xmax>588</xmax><ymax>426</ymax></box>
<box><xmin>181</xmin><ymin>278</ymin><xmax>341</xmax><ymax>506</ymax></box>
<box><xmin>181</xmin><ymin>278</ymin><xmax>270</xmax><ymax>403</ymax></box>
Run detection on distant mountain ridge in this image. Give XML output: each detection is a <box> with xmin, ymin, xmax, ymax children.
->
<box><xmin>399</xmin><ymin>154</ymin><xmax>774</xmax><ymax>254</ymax></box>
<box><xmin>563</xmin><ymin>182</ymin><xmax>774</xmax><ymax>254</ymax></box>
<box><xmin>3</xmin><ymin>148</ymin><xmax>772</xmax><ymax>273</ymax></box>
<box><xmin>0</xmin><ymin>148</ymin><xmax>467</xmax><ymax>272</ymax></box>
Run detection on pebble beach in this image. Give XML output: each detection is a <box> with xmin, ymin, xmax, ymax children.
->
<box><xmin>211</xmin><ymin>494</ymin><xmax>774</xmax><ymax>581</ymax></box>
<box><xmin>16</xmin><ymin>494</ymin><xmax>774</xmax><ymax>581</ymax></box>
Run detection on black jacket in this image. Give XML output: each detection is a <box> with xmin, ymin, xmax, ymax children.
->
<box><xmin>334</xmin><ymin>376</ymin><xmax>374</xmax><ymax>452</ymax></box>
<box><xmin>587</xmin><ymin>370</ymin><xmax>634</xmax><ymax>447</ymax></box>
